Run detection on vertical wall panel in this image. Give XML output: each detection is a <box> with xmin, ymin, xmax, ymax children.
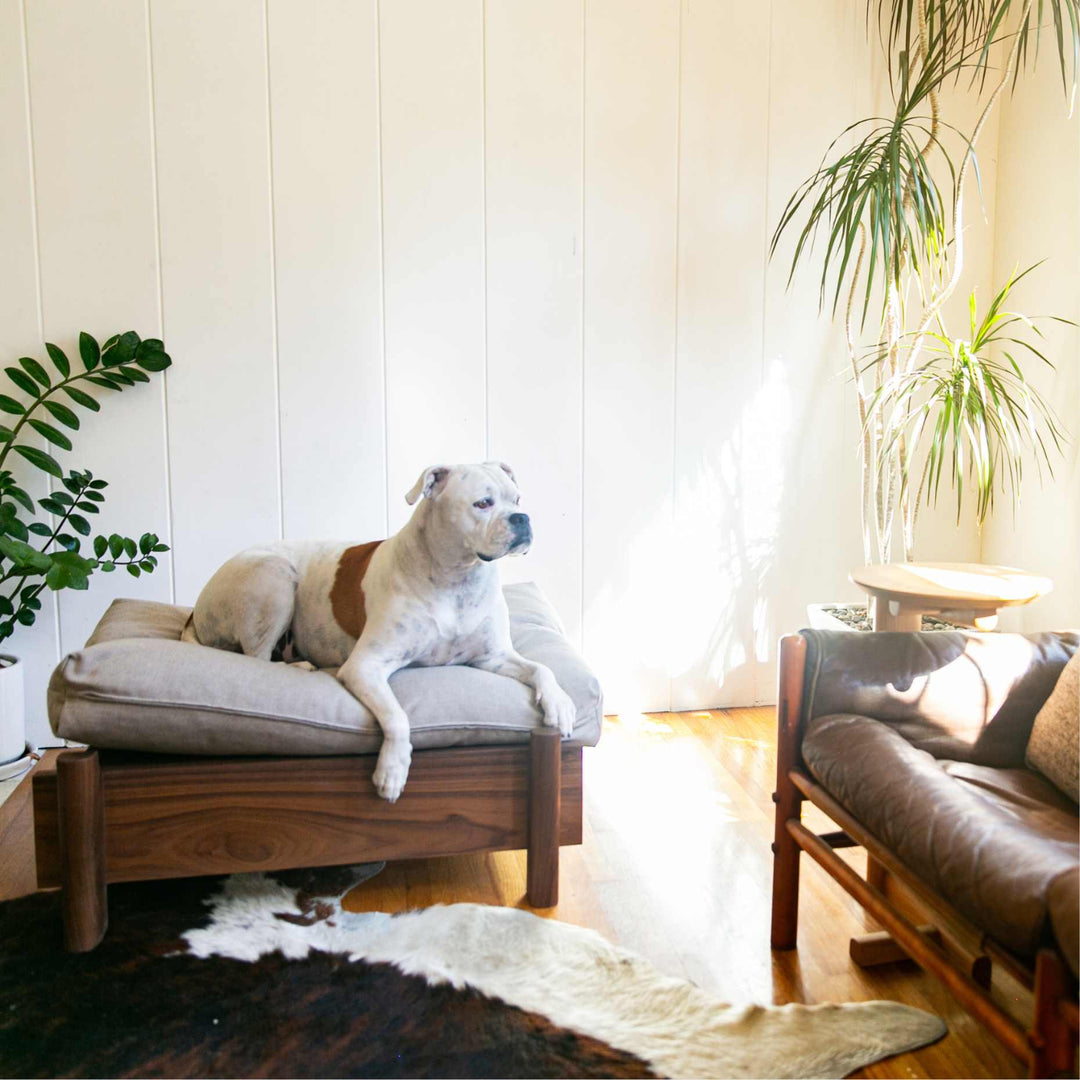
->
<box><xmin>379</xmin><ymin>0</ymin><xmax>485</xmax><ymax>529</ymax></box>
<box><xmin>268</xmin><ymin>0</ymin><xmax>386</xmax><ymax>542</ymax></box>
<box><xmin>25</xmin><ymin>0</ymin><xmax>171</xmax><ymax>658</ymax></box>
<box><xmin>761</xmin><ymin>0</ymin><xmax>861</xmax><ymax>701</ymax></box>
<box><xmin>983</xmin><ymin>61</ymin><xmax>1080</xmax><ymax>630</ymax></box>
<box><xmin>670</xmin><ymin>0</ymin><xmax>772</xmax><ymax>708</ymax></box>
<box><xmin>485</xmin><ymin>0</ymin><xmax>584</xmax><ymax>644</ymax></box>
<box><xmin>151</xmin><ymin>0</ymin><xmax>281</xmax><ymax>602</ymax></box>
<box><xmin>583</xmin><ymin>0</ymin><xmax>680</xmax><ymax>712</ymax></box>
<box><xmin>0</xmin><ymin>0</ymin><xmax>59</xmax><ymax>747</ymax></box>
<box><xmin>0</xmin><ymin>1</ymin><xmax>38</xmax><ymax>353</ymax></box>
<box><xmin>3</xmin><ymin>1</ymin><xmax>1010</xmax><ymax>720</ymax></box>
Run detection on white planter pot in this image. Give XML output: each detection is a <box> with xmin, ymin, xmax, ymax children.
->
<box><xmin>0</xmin><ymin>655</ymin><xmax>26</xmax><ymax>766</ymax></box>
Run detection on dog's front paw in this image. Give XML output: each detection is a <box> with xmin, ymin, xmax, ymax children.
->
<box><xmin>541</xmin><ymin>684</ymin><xmax>576</xmax><ymax>738</ymax></box>
<box><xmin>372</xmin><ymin>742</ymin><xmax>412</xmax><ymax>803</ymax></box>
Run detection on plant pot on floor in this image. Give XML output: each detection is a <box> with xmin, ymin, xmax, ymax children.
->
<box><xmin>0</xmin><ymin>655</ymin><xmax>27</xmax><ymax>767</ymax></box>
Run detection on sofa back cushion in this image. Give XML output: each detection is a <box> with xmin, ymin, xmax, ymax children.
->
<box><xmin>801</xmin><ymin>629</ymin><xmax>1079</xmax><ymax>767</ymax></box>
<box><xmin>1026</xmin><ymin>650</ymin><xmax>1080</xmax><ymax>803</ymax></box>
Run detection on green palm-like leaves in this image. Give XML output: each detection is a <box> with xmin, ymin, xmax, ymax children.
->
<box><xmin>868</xmin><ymin>267</ymin><xmax>1071</xmax><ymax>525</ymax></box>
<box><xmin>870</xmin><ymin>0</ymin><xmax>1080</xmax><ymax>96</ymax></box>
<box><xmin>774</xmin><ymin>0</ymin><xmax>1078</xmax><ymax>555</ymax></box>
<box><xmin>982</xmin><ymin>0</ymin><xmax>1079</xmax><ymax>94</ymax></box>
<box><xmin>770</xmin><ymin>110</ymin><xmax>952</xmax><ymax>325</ymax></box>
<box><xmin>771</xmin><ymin>16</ymin><xmax>967</xmax><ymax>325</ymax></box>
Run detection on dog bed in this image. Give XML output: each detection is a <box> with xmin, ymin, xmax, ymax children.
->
<box><xmin>36</xmin><ymin>581</ymin><xmax>600</xmax><ymax>951</ymax></box>
<box><xmin>48</xmin><ymin>582</ymin><xmax>602</xmax><ymax>756</ymax></box>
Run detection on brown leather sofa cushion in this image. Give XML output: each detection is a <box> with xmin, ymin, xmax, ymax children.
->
<box><xmin>802</xmin><ymin>630</ymin><xmax>1079</xmax><ymax>767</ymax></box>
<box><xmin>803</xmin><ymin>712</ymin><xmax>1080</xmax><ymax>975</ymax></box>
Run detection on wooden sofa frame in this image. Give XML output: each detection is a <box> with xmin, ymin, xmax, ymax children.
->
<box><xmin>770</xmin><ymin>634</ymin><xmax>1079</xmax><ymax>1078</ymax></box>
<box><xmin>34</xmin><ymin>728</ymin><xmax>580</xmax><ymax>953</ymax></box>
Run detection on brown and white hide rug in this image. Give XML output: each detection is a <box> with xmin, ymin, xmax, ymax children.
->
<box><xmin>0</xmin><ymin>865</ymin><xmax>945</xmax><ymax>1078</ymax></box>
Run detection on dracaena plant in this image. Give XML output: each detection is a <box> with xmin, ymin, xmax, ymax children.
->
<box><xmin>772</xmin><ymin>0</ymin><xmax>1078</xmax><ymax>564</ymax></box>
<box><xmin>0</xmin><ymin>330</ymin><xmax>171</xmax><ymax>646</ymax></box>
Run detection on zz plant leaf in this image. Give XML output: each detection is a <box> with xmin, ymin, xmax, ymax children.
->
<box><xmin>0</xmin><ymin>332</ymin><xmax>173</xmax><ymax>647</ymax></box>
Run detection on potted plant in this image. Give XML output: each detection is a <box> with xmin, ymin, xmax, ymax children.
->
<box><xmin>0</xmin><ymin>330</ymin><xmax>171</xmax><ymax>775</ymax></box>
<box><xmin>772</xmin><ymin>0</ymin><xmax>1077</xmax><ymax>630</ymax></box>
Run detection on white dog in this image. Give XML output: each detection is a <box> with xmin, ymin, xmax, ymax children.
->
<box><xmin>182</xmin><ymin>462</ymin><xmax>576</xmax><ymax>801</ymax></box>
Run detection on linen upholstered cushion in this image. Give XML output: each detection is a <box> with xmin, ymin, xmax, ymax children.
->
<box><xmin>48</xmin><ymin>582</ymin><xmax>602</xmax><ymax>754</ymax></box>
<box><xmin>1026</xmin><ymin>650</ymin><xmax>1080</xmax><ymax>803</ymax></box>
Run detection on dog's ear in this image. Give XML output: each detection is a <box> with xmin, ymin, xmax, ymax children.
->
<box><xmin>405</xmin><ymin>465</ymin><xmax>450</xmax><ymax>505</ymax></box>
<box><xmin>487</xmin><ymin>461</ymin><xmax>517</xmax><ymax>486</ymax></box>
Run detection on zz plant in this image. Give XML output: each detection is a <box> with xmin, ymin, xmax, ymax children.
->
<box><xmin>772</xmin><ymin>0</ymin><xmax>1078</xmax><ymax>564</ymax></box>
<box><xmin>0</xmin><ymin>331</ymin><xmax>171</xmax><ymax>645</ymax></box>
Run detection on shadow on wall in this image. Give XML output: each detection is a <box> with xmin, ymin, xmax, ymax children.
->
<box><xmin>677</xmin><ymin>350</ymin><xmax>857</xmax><ymax>711</ymax></box>
<box><xmin>672</xmin><ymin>358</ymin><xmax>791</xmax><ymax>706</ymax></box>
<box><xmin>585</xmin><ymin>359</ymin><xmax>802</xmax><ymax>712</ymax></box>
<box><xmin>583</xmin><ymin>327</ymin><xmax>863</xmax><ymax>714</ymax></box>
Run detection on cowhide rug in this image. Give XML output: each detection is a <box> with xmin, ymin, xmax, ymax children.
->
<box><xmin>0</xmin><ymin>865</ymin><xmax>945</xmax><ymax>1078</ymax></box>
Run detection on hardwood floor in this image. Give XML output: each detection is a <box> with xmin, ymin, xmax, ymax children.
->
<box><xmin>3</xmin><ymin>710</ymin><xmax>1024</xmax><ymax>1078</ymax></box>
<box><xmin>343</xmin><ymin>709</ymin><xmax>1025</xmax><ymax>1079</ymax></box>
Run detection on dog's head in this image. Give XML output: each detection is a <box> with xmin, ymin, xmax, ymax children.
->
<box><xmin>405</xmin><ymin>462</ymin><xmax>531</xmax><ymax>562</ymax></box>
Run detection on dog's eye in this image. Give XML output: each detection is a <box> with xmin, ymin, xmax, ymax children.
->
<box><xmin>473</xmin><ymin>498</ymin><xmax>494</xmax><ymax>510</ymax></box>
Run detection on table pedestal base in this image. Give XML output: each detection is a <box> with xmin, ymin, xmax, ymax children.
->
<box><xmin>870</xmin><ymin>596</ymin><xmax>999</xmax><ymax>632</ymax></box>
<box><xmin>870</xmin><ymin>597</ymin><xmax>923</xmax><ymax>632</ymax></box>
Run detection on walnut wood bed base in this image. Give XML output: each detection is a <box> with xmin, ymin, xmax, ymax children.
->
<box><xmin>33</xmin><ymin>728</ymin><xmax>581</xmax><ymax>953</ymax></box>
<box><xmin>770</xmin><ymin>634</ymin><xmax>1079</xmax><ymax>1079</ymax></box>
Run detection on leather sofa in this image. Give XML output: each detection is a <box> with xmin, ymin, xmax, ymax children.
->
<box><xmin>770</xmin><ymin>628</ymin><xmax>1079</xmax><ymax>1077</ymax></box>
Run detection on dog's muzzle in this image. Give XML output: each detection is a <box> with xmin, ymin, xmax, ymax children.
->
<box><xmin>477</xmin><ymin>513</ymin><xmax>532</xmax><ymax>561</ymax></box>
<box><xmin>509</xmin><ymin>513</ymin><xmax>532</xmax><ymax>552</ymax></box>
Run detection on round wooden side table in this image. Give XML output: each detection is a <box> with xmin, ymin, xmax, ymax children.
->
<box><xmin>849</xmin><ymin>561</ymin><xmax>1053</xmax><ymax>632</ymax></box>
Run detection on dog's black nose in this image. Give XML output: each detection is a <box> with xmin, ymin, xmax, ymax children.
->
<box><xmin>509</xmin><ymin>513</ymin><xmax>529</xmax><ymax>530</ymax></box>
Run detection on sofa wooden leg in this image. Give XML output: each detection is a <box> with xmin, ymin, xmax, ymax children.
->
<box><xmin>56</xmin><ymin>749</ymin><xmax>108</xmax><ymax>952</ymax></box>
<box><xmin>1030</xmin><ymin>949</ymin><xmax>1076</xmax><ymax>1078</ymax></box>
<box><xmin>771</xmin><ymin>786</ymin><xmax>802</xmax><ymax>948</ymax></box>
<box><xmin>866</xmin><ymin>854</ymin><xmax>887</xmax><ymax>891</ymax></box>
<box><xmin>850</xmin><ymin>925</ymin><xmax>943</xmax><ymax>967</ymax></box>
<box><xmin>527</xmin><ymin>728</ymin><xmax>560</xmax><ymax>907</ymax></box>
<box><xmin>771</xmin><ymin>634</ymin><xmax>806</xmax><ymax>950</ymax></box>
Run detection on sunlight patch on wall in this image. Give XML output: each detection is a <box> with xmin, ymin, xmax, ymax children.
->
<box><xmin>669</xmin><ymin>359</ymin><xmax>792</xmax><ymax>701</ymax></box>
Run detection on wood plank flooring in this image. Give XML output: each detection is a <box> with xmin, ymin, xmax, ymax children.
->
<box><xmin>343</xmin><ymin>709</ymin><xmax>1024</xmax><ymax>1079</ymax></box>
<box><xmin>3</xmin><ymin>710</ymin><xmax>1024</xmax><ymax>1077</ymax></box>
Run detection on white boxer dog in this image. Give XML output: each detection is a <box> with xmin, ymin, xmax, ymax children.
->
<box><xmin>182</xmin><ymin>462</ymin><xmax>576</xmax><ymax>802</ymax></box>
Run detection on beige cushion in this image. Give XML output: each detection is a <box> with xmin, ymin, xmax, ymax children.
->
<box><xmin>48</xmin><ymin>582</ymin><xmax>602</xmax><ymax>755</ymax></box>
<box><xmin>1026</xmin><ymin>650</ymin><xmax>1080</xmax><ymax>803</ymax></box>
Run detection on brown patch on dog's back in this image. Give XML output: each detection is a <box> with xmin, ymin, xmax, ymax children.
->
<box><xmin>330</xmin><ymin>540</ymin><xmax>383</xmax><ymax>639</ymax></box>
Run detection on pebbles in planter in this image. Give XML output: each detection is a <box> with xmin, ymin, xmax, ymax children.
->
<box><xmin>823</xmin><ymin>604</ymin><xmax>962</xmax><ymax>632</ymax></box>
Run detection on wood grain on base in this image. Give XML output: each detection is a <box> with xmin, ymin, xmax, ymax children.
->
<box><xmin>35</xmin><ymin>742</ymin><xmax>583</xmax><ymax>888</ymax></box>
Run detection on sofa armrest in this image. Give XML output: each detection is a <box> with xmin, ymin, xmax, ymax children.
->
<box><xmin>795</xmin><ymin>628</ymin><xmax>1078</xmax><ymax>767</ymax></box>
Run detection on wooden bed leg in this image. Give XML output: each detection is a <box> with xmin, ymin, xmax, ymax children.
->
<box><xmin>1030</xmin><ymin>949</ymin><xmax>1076</xmax><ymax>1078</ymax></box>
<box><xmin>527</xmin><ymin>728</ymin><xmax>561</xmax><ymax>907</ymax></box>
<box><xmin>771</xmin><ymin>634</ymin><xmax>806</xmax><ymax>949</ymax></box>
<box><xmin>56</xmin><ymin>749</ymin><xmax>107</xmax><ymax>952</ymax></box>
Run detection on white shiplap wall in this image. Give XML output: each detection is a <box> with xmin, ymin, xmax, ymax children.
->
<box><xmin>982</xmin><ymin>60</ymin><xmax>1080</xmax><ymax>631</ymax></box>
<box><xmin>1</xmin><ymin>0</ymin><xmax>985</xmax><ymax>745</ymax></box>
